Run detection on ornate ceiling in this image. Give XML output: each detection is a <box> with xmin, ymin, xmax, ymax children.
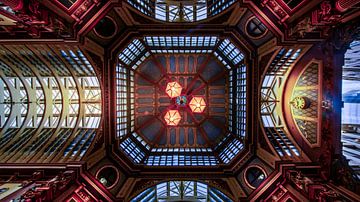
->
<box><xmin>114</xmin><ymin>36</ymin><xmax>248</xmax><ymax>167</ymax></box>
<box><xmin>0</xmin><ymin>0</ymin><xmax>359</xmax><ymax>201</ymax></box>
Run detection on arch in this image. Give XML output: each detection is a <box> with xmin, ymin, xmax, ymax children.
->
<box><xmin>126</xmin><ymin>0</ymin><xmax>237</xmax><ymax>23</ymax></box>
<box><xmin>130</xmin><ymin>180</ymin><xmax>233</xmax><ymax>202</ymax></box>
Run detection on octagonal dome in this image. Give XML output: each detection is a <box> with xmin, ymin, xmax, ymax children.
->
<box><xmin>116</xmin><ymin>36</ymin><xmax>247</xmax><ymax>166</ymax></box>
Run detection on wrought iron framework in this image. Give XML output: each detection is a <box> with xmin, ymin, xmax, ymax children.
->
<box><xmin>0</xmin><ymin>45</ymin><xmax>102</xmax><ymax>163</ymax></box>
<box><xmin>260</xmin><ymin>47</ymin><xmax>304</xmax><ymax>159</ymax></box>
<box><xmin>131</xmin><ymin>180</ymin><xmax>233</xmax><ymax>202</ymax></box>
<box><xmin>127</xmin><ymin>0</ymin><xmax>236</xmax><ymax>22</ymax></box>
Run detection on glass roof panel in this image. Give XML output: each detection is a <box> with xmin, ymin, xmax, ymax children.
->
<box><xmin>128</xmin><ymin>0</ymin><xmax>236</xmax><ymax>22</ymax></box>
<box><xmin>131</xmin><ymin>180</ymin><xmax>233</xmax><ymax>202</ymax></box>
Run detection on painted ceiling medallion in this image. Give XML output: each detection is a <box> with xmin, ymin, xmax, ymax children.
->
<box><xmin>166</xmin><ymin>81</ymin><xmax>182</xmax><ymax>98</ymax></box>
<box><xmin>164</xmin><ymin>110</ymin><xmax>182</xmax><ymax>126</ymax></box>
<box><xmin>176</xmin><ymin>95</ymin><xmax>187</xmax><ymax>106</ymax></box>
<box><xmin>189</xmin><ymin>97</ymin><xmax>206</xmax><ymax>113</ymax></box>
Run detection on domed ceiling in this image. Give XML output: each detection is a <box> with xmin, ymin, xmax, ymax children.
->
<box><xmin>115</xmin><ymin>36</ymin><xmax>248</xmax><ymax>166</ymax></box>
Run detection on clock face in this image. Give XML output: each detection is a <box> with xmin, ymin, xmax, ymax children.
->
<box><xmin>291</xmin><ymin>96</ymin><xmax>309</xmax><ymax>109</ymax></box>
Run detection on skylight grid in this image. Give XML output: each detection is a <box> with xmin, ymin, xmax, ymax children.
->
<box><xmin>116</xmin><ymin>64</ymin><xmax>128</xmax><ymax>138</ymax></box>
<box><xmin>80</xmin><ymin>130</ymin><xmax>96</xmax><ymax>157</ymax></box>
<box><xmin>44</xmin><ymin>52</ymin><xmax>71</xmax><ymax>76</ymax></box>
<box><xmin>62</xmin><ymin>50</ymin><xmax>94</xmax><ymax>76</ymax></box>
<box><xmin>4</xmin><ymin>53</ymin><xmax>32</xmax><ymax>76</ymax></box>
<box><xmin>44</xmin><ymin>129</ymin><xmax>71</xmax><ymax>156</ymax></box>
<box><xmin>130</xmin><ymin>0</ymin><xmax>235</xmax><ymax>22</ymax></box>
<box><xmin>154</xmin><ymin>1</ymin><xmax>207</xmax><ymax>22</ymax></box>
<box><xmin>78</xmin><ymin>50</ymin><xmax>96</xmax><ymax>75</ymax></box>
<box><xmin>131</xmin><ymin>181</ymin><xmax>232</xmax><ymax>202</ymax></box>
<box><xmin>144</xmin><ymin>36</ymin><xmax>218</xmax><ymax>47</ymax></box>
<box><xmin>228</xmin><ymin>70</ymin><xmax>233</xmax><ymax>132</ymax></box>
<box><xmin>72</xmin><ymin>130</ymin><xmax>96</xmax><ymax>157</ymax></box>
<box><xmin>118</xmin><ymin>39</ymin><xmax>149</xmax><ymax>69</ymax></box>
<box><xmin>151</xmin><ymin>147</ymin><xmax>213</xmax><ymax>152</ymax></box>
<box><xmin>265</xmin><ymin>128</ymin><xmax>300</xmax><ymax>157</ymax></box>
<box><xmin>145</xmin><ymin>154</ymin><xmax>219</xmax><ymax>166</ymax></box>
<box><xmin>341</xmin><ymin>41</ymin><xmax>360</xmax><ymax>178</ymax></box>
<box><xmin>218</xmin><ymin>137</ymin><xmax>243</xmax><ymax>163</ymax></box>
<box><xmin>151</xmin><ymin>49</ymin><xmax>212</xmax><ymax>54</ymax></box>
<box><xmin>23</xmin><ymin>52</ymin><xmax>52</xmax><ymax>76</ymax></box>
<box><xmin>217</xmin><ymin>39</ymin><xmax>244</xmax><ymax>66</ymax></box>
<box><xmin>120</xmin><ymin>137</ymin><xmax>146</xmax><ymax>163</ymax></box>
<box><xmin>236</xmin><ymin>65</ymin><xmax>246</xmax><ymax>138</ymax></box>
<box><xmin>63</xmin><ymin>130</ymin><xmax>86</xmax><ymax>157</ymax></box>
<box><xmin>267</xmin><ymin>48</ymin><xmax>302</xmax><ymax>75</ymax></box>
<box><xmin>130</xmin><ymin>71</ymin><xmax>135</xmax><ymax>131</ymax></box>
<box><xmin>208</xmin><ymin>0</ymin><xmax>236</xmax><ymax>16</ymax></box>
<box><xmin>0</xmin><ymin>46</ymin><xmax>101</xmax><ymax>163</ymax></box>
<box><xmin>0</xmin><ymin>128</ymin><xmax>17</xmax><ymax>150</ymax></box>
<box><xmin>196</xmin><ymin>4</ymin><xmax>207</xmax><ymax>20</ymax></box>
<box><xmin>155</xmin><ymin>4</ymin><xmax>166</xmax><ymax>20</ymax></box>
<box><xmin>127</xmin><ymin>0</ymin><xmax>155</xmax><ymax>16</ymax></box>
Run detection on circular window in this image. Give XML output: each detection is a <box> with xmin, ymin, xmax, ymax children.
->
<box><xmin>94</xmin><ymin>16</ymin><xmax>117</xmax><ymax>39</ymax></box>
<box><xmin>95</xmin><ymin>165</ymin><xmax>119</xmax><ymax>189</ymax></box>
<box><xmin>244</xmin><ymin>166</ymin><xmax>267</xmax><ymax>189</ymax></box>
<box><xmin>245</xmin><ymin>16</ymin><xmax>268</xmax><ymax>39</ymax></box>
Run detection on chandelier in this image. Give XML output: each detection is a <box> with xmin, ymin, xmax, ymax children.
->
<box><xmin>164</xmin><ymin>110</ymin><xmax>182</xmax><ymax>126</ymax></box>
<box><xmin>189</xmin><ymin>97</ymin><xmax>206</xmax><ymax>113</ymax></box>
<box><xmin>164</xmin><ymin>82</ymin><xmax>206</xmax><ymax>126</ymax></box>
<box><xmin>166</xmin><ymin>81</ymin><xmax>182</xmax><ymax>98</ymax></box>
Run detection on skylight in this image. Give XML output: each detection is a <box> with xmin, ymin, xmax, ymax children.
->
<box><xmin>208</xmin><ymin>0</ymin><xmax>236</xmax><ymax>16</ymax></box>
<box><xmin>127</xmin><ymin>0</ymin><xmax>236</xmax><ymax>22</ymax></box>
<box><xmin>118</xmin><ymin>39</ymin><xmax>150</xmax><ymax>70</ymax></box>
<box><xmin>0</xmin><ymin>45</ymin><xmax>101</xmax><ymax>163</ymax></box>
<box><xmin>260</xmin><ymin>47</ymin><xmax>303</xmax><ymax>158</ymax></box>
<box><xmin>144</xmin><ymin>36</ymin><xmax>218</xmax><ymax>53</ymax></box>
<box><xmin>342</xmin><ymin>40</ymin><xmax>360</xmax><ymax>178</ymax></box>
<box><xmin>215</xmin><ymin>39</ymin><xmax>245</xmax><ymax>69</ymax></box>
<box><xmin>131</xmin><ymin>181</ymin><xmax>233</xmax><ymax>202</ymax></box>
<box><xmin>116</xmin><ymin>36</ymin><xmax>247</xmax><ymax>166</ymax></box>
<box><xmin>155</xmin><ymin>0</ymin><xmax>207</xmax><ymax>22</ymax></box>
